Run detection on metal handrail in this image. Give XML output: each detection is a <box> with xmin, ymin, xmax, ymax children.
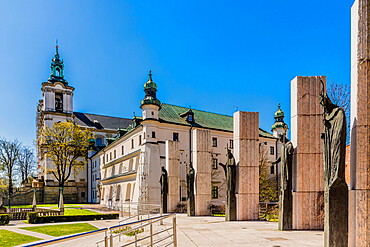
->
<box><xmin>97</xmin><ymin>213</ymin><xmax>177</xmax><ymax>247</ymax></box>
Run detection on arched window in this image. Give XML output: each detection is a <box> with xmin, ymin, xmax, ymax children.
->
<box><xmin>125</xmin><ymin>184</ymin><xmax>132</xmax><ymax>202</ymax></box>
<box><xmin>116</xmin><ymin>185</ymin><xmax>121</xmax><ymax>201</ymax></box>
<box><xmin>109</xmin><ymin>186</ymin><xmax>113</xmax><ymax>201</ymax></box>
<box><xmin>131</xmin><ymin>183</ymin><xmax>135</xmax><ymax>199</ymax></box>
<box><xmin>111</xmin><ymin>166</ymin><xmax>115</xmax><ymax>176</ymax></box>
<box><xmin>56</xmin><ymin>68</ymin><xmax>60</xmax><ymax>77</ymax></box>
<box><xmin>119</xmin><ymin>163</ymin><xmax>123</xmax><ymax>174</ymax></box>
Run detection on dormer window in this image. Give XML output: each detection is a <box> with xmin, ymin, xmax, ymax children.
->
<box><xmin>188</xmin><ymin>115</ymin><xmax>193</xmax><ymax>122</ymax></box>
<box><xmin>180</xmin><ymin>109</ymin><xmax>195</xmax><ymax>123</ymax></box>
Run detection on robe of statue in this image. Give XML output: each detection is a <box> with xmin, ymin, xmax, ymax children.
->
<box><xmin>273</xmin><ymin>135</ymin><xmax>294</xmax><ymax>230</ymax></box>
<box><xmin>187</xmin><ymin>164</ymin><xmax>195</xmax><ymax>216</ymax></box>
<box><xmin>220</xmin><ymin>149</ymin><xmax>236</xmax><ymax>221</ymax></box>
<box><xmin>321</xmin><ymin>93</ymin><xmax>348</xmax><ymax>247</ymax></box>
<box><xmin>159</xmin><ymin>167</ymin><xmax>168</xmax><ymax>213</ymax></box>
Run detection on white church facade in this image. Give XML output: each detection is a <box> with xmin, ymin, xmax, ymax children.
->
<box><xmin>37</xmin><ymin>46</ymin><xmax>288</xmax><ymax>208</ymax></box>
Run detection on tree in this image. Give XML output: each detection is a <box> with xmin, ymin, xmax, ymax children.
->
<box><xmin>259</xmin><ymin>146</ymin><xmax>278</xmax><ymax>202</ymax></box>
<box><xmin>37</xmin><ymin>121</ymin><xmax>94</xmax><ymax>188</ymax></box>
<box><xmin>327</xmin><ymin>82</ymin><xmax>350</xmax><ymax>144</ymax></box>
<box><xmin>0</xmin><ymin>138</ymin><xmax>21</xmax><ymax>206</ymax></box>
<box><xmin>18</xmin><ymin>147</ymin><xmax>36</xmax><ymax>184</ymax></box>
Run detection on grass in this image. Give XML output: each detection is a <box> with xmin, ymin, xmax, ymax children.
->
<box><xmin>63</xmin><ymin>208</ymin><xmax>101</xmax><ymax>216</ymax></box>
<box><xmin>21</xmin><ymin>223</ymin><xmax>98</xmax><ymax>237</ymax></box>
<box><xmin>0</xmin><ymin>229</ymin><xmax>42</xmax><ymax>247</ymax></box>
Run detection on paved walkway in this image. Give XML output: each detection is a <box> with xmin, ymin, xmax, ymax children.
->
<box><xmin>1</xmin><ymin>214</ymin><xmax>324</xmax><ymax>247</ymax></box>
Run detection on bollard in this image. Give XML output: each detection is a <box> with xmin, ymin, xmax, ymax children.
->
<box><xmin>173</xmin><ymin>215</ymin><xmax>177</xmax><ymax>247</ymax></box>
<box><xmin>150</xmin><ymin>223</ymin><xmax>153</xmax><ymax>247</ymax></box>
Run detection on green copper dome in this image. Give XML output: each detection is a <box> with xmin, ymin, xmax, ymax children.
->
<box><xmin>144</xmin><ymin>70</ymin><xmax>157</xmax><ymax>90</ymax></box>
<box><xmin>140</xmin><ymin>70</ymin><xmax>161</xmax><ymax>108</ymax></box>
<box><xmin>274</xmin><ymin>103</ymin><xmax>284</xmax><ymax>118</ymax></box>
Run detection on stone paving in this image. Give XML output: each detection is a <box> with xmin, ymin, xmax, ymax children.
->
<box><xmin>1</xmin><ymin>213</ymin><xmax>324</xmax><ymax>247</ymax></box>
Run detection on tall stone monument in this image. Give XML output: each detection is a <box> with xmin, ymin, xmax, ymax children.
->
<box><xmin>193</xmin><ymin>129</ymin><xmax>212</xmax><ymax>216</ymax></box>
<box><xmin>233</xmin><ymin>111</ymin><xmax>259</xmax><ymax>220</ymax></box>
<box><xmin>165</xmin><ymin>140</ymin><xmax>180</xmax><ymax>213</ymax></box>
<box><xmin>291</xmin><ymin>76</ymin><xmax>325</xmax><ymax>230</ymax></box>
<box><xmin>320</xmin><ymin>87</ymin><xmax>348</xmax><ymax>247</ymax></box>
<box><xmin>220</xmin><ymin>148</ymin><xmax>237</xmax><ymax>221</ymax></box>
<box><xmin>349</xmin><ymin>1</ymin><xmax>370</xmax><ymax>245</ymax></box>
<box><xmin>272</xmin><ymin>134</ymin><xmax>294</xmax><ymax>230</ymax></box>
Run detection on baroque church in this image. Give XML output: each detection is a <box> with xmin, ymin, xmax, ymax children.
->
<box><xmin>36</xmin><ymin>46</ymin><xmax>288</xmax><ymax>211</ymax></box>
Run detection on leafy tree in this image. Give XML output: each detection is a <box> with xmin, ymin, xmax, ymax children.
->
<box><xmin>18</xmin><ymin>146</ymin><xmax>36</xmax><ymax>183</ymax></box>
<box><xmin>37</xmin><ymin>121</ymin><xmax>94</xmax><ymax>188</ymax></box>
<box><xmin>0</xmin><ymin>138</ymin><xmax>22</xmax><ymax>206</ymax></box>
<box><xmin>259</xmin><ymin>147</ymin><xmax>278</xmax><ymax>202</ymax></box>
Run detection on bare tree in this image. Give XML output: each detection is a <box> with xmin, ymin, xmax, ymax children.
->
<box><xmin>259</xmin><ymin>146</ymin><xmax>278</xmax><ymax>202</ymax></box>
<box><xmin>327</xmin><ymin>82</ymin><xmax>351</xmax><ymax>143</ymax></box>
<box><xmin>0</xmin><ymin>138</ymin><xmax>21</xmax><ymax>206</ymax></box>
<box><xmin>18</xmin><ymin>147</ymin><xmax>36</xmax><ymax>184</ymax></box>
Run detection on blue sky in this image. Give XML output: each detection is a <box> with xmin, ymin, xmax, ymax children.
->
<box><xmin>0</xmin><ymin>0</ymin><xmax>353</xmax><ymax>147</ymax></box>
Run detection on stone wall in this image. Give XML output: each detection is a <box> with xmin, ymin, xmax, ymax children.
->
<box><xmin>3</xmin><ymin>188</ymin><xmax>44</xmax><ymax>206</ymax></box>
<box><xmin>291</xmin><ymin>76</ymin><xmax>325</xmax><ymax>230</ymax></box>
<box><xmin>233</xmin><ymin>111</ymin><xmax>259</xmax><ymax>220</ymax></box>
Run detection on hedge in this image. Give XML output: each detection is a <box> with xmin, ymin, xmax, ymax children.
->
<box><xmin>27</xmin><ymin>212</ymin><xmax>119</xmax><ymax>224</ymax></box>
<box><xmin>0</xmin><ymin>214</ymin><xmax>10</xmax><ymax>225</ymax></box>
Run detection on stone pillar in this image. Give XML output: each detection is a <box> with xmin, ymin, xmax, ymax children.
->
<box><xmin>349</xmin><ymin>1</ymin><xmax>370</xmax><ymax>245</ymax></box>
<box><xmin>193</xmin><ymin>129</ymin><xmax>211</xmax><ymax>216</ymax></box>
<box><xmin>233</xmin><ymin>111</ymin><xmax>259</xmax><ymax>221</ymax></box>
<box><xmin>291</xmin><ymin>76</ymin><xmax>325</xmax><ymax>230</ymax></box>
<box><xmin>166</xmin><ymin>140</ymin><xmax>180</xmax><ymax>212</ymax></box>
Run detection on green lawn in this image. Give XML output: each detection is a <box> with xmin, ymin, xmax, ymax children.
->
<box><xmin>21</xmin><ymin>223</ymin><xmax>98</xmax><ymax>237</ymax></box>
<box><xmin>0</xmin><ymin>229</ymin><xmax>42</xmax><ymax>247</ymax></box>
<box><xmin>63</xmin><ymin>208</ymin><xmax>101</xmax><ymax>215</ymax></box>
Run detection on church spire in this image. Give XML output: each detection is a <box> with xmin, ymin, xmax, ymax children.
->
<box><xmin>49</xmin><ymin>41</ymin><xmax>67</xmax><ymax>84</ymax></box>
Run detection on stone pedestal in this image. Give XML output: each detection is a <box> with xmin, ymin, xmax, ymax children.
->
<box><xmin>193</xmin><ymin>129</ymin><xmax>212</xmax><ymax>216</ymax></box>
<box><xmin>233</xmin><ymin>111</ymin><xmax>259</xmax><ymax>221</ymax></box>
<box><xmin>291</xmin><ymin>76</ymin><xmax>325</xmax><ymax>230</ymax></box>
<box><xmin>349</xmin><ymin>1</ymin><xmax>370</xmax><ymax>246</ymax></box>
<box><xmin>166</xmin><ymin>140</ymin><xmax>180</xmax><ymax>213</ymax></box>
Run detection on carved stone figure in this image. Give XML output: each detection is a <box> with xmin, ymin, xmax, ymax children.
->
<box><xmin>159</xmin><ymin>166</ymin><xmax>168</xmax><ymax>213</ymax></box>
<box><xmin>220</xmin><ymin>148</ymin><xmax>236</xmax><ymax>221</ymax></box>
<box><xmin>320</xmin><ymin>84</ymin><xmax>348</xmax><ymax>247</ymax></box>
<box><xmin>272</xmin><ymin>134</ymin><xmax>294</xmax><ymax>230</ymax></box>
<box><xmin>187</xmin><ymin>162</ymin><xmax>195</xmax><ymax>216</ymax></box>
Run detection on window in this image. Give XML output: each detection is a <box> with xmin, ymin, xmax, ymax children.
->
<box><xmin>116</xmin><ymin>185</ymin><xmax>121</xmax><ymax>201</ymax></box>
<box><xmin>143</xmin><ymin>132</ymin><xmax>146</xmax><ymax>139</ymax></box>
<box><xmin>121</xmin><ymin>146</ymin><xmax>124</xmax><ymax>155</ymax></box>
<box><xmin>152</xmin><ymin>131</ymin><xmax>156</xmax><ymax>138</ymax></box>
<box><xmin>102</xmin><ymin>157</ymin><xmax>105</xmax><ymax>165</ymax></box>
<box><xmin>187</xmin><ymin>115</ymin><xmax>193</xmax><ymax>122</ymax></box>
<box><xmin>270</xmin><ymin>146</ymin><xmax>274</xmax><ymax>155</ymax></box>
<box><xmin>106</xmin><ymin>154</ymin><xmax>108</xmax><ymax>162</ymax></box>
<box><xmin>212</xmin><ymin>186</ymin><xmax>218</xmax><ymax>199</ymax></box>
<box><xmin>173</xmin><ymin>133</ymin><xmax>179</xmax><ymax>142</ymax></box>
<box><xmin>212</xmin><ymin>158</ymin><xmax>218</xmax><ymax>169</ymax></box>
<box><xmin>110</xmin><ymin>152</ymin><xmax>112</xmax><ymax>161</ymax></box>
<box><xmin>139</xmin><ymin>135</ymin><xmax>142</xmax><ymax>145</ymax></box>
<box><xmin>151</xmin><ymin>111</ymin><xmax>154</xmax><ymax>116</ymax></box>
<box><xmin>212</xmin><ymin>137</ymin><xmax>217</xmax><ymax>147</ymax></box>
<box><xmin>112</xmin><ymin>166</ymin><xmax>115</xmax><ymax>176</ymax></box>
<box><xmin>270</xmin><ymin>165</ymin><xmax>275</xmax><ymax>174</ymax></box>
<box><xmin>96</xmin><ymin>138</ymin><xmax>103</xmax><ymax>146</ymax></box>
<box><xmin>131</xmin><ymin>139</ymin><xmax>134</xmax><ymax>149</ymax></box>
<box><xmin>114</xmin><ymin>150</ymin><xmax>116</xmax><ymax>159</ymax></box>
<box><xmin>81</xmin><ymin>192</ymin><xmax>86</xmax><ymax>198</ymax></box>
<box><xmin>229</xmin><ymin>139</ymin><xmax>233</xmax><ymax>149</ymax></box>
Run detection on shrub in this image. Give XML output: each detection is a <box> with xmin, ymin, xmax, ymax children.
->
<box><xmin>113</xmin><ymin>226</ymin><xmax>144</xmax><ymax>237</ymax></box>
<box><xmin>0</xmin><ymin>214</ymin><xmax>10</xmax><ymax>225</ymax></box>
<box><xmin>27</xmin><ymin>212</ymin><xmax>38</xmax><ymax>224</ymax></box>
<box><xmin>26</xmin><ymin>212</ymin><xmax>119</xmax><ymax>224</ymax></box>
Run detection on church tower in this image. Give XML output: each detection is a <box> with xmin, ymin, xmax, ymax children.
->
<box><xmin>140</xmin><ymin>70</ymin><xmax>161</xmax><ymax>120</ymax></box>
<box><xmin>37</xmin><ymin>44</ymin><xmax>75</xmax><ymax>131</ymax></box>
<box><xmin>271</xmin><ymin>103</ymin><xmax>288</xmax><ymax>138</ymax></box>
